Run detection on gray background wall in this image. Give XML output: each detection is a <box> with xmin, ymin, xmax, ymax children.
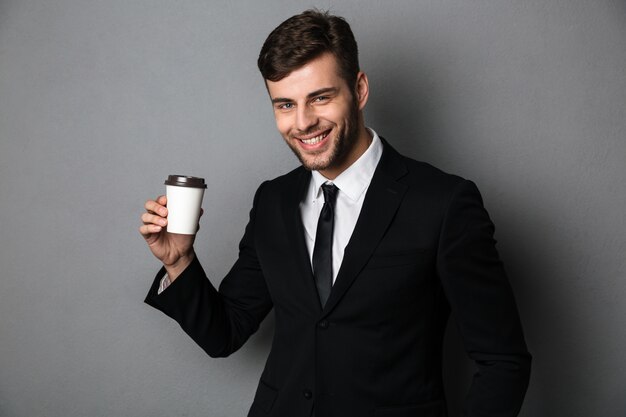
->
<box><xmin>1</xmin><ymin>0</ymin><xmax>624</xmax><ymax>416</ymax></box>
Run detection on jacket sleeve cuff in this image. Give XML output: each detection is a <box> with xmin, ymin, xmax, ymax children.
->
<box><xmin>143</xmin><ymin>256</ymin><xmax>207</xmax><ymax>312</ymax></box>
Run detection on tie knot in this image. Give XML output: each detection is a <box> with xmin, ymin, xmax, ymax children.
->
<box><xmin>321</xmin><ymin>183</ymin><xmax>339</xmax><ymax>207</ymax></box>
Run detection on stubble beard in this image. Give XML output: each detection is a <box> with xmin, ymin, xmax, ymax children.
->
<box><xmin>286</xmin><ymin>102</ymin><xmax>360</xmax><ymax>173</ymax></box>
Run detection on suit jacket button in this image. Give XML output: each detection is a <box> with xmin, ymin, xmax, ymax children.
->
<box><xmin>303</xmin><ymin>389</ymin><xmax>312</xmax><ymax>399</ymax></box>
<box><xmin>318</xmin><ymin>320</ymin><xmax>329</xmax><ymax>329</ymax></box>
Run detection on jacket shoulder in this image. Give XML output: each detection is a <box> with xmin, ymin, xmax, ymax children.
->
<box><xmin>379</xmin><ymin>138</ymin><xmax>466</xmax><ymax>193</ymax></box>
<box><xmin>396</xmin><ymin>153</ymin><xmax>468</xmax><ymax>198</ymax></box>
<box><xmin>251</xmin><ymin>165</ymin><xmax>308</xmax><ymax>204</ymax></box>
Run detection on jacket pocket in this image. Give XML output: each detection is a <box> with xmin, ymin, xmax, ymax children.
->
<box><xmin>373</xmin><ymin>400</ymin><xmax>444</xmax><ymax>417</ymax></box>
<box><xmin>250</xmin><ymin>380</ymin><xmax>278</xmax><ymax>414</ymax></box>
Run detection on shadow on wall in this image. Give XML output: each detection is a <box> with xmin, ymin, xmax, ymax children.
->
<box><xmin>497</xmin><ymin>196</ymin><xmax>600</xmax><ymax>417</ymax></box>
<box><xmin>364</xmin><ymin>43</ymin><xmax>556</xmax><ymax>416</ymax></box>
<box><xmin>365</xmin><ymin>49</ymin><xmax>477</xmax><ymax>415</ymax></box>
<box><xmin>365</xmin><ymin>33</ymin><xmax>613</xmax><ymax>415</ymax></box>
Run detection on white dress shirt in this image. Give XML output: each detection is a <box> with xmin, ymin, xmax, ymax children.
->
<box><xmin>300</xmin><ymin>128</ymin><xmax>383</xmax><ymax>284</ymax></box>
<box><xmin>159</xmin><ymin>128</ymin><xmax>383</xmax><ymax>293</ymax></box>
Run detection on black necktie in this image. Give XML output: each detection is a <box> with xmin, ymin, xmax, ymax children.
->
<box><xmin>313</xmin><ymin>183</ymin><xmax>339</xmax><ymax>308</ymax></box>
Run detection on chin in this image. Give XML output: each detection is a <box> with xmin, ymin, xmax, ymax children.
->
<box><xmin>287</xmin><ymin>140</ymin><xmax>336</xmax><ymax>172</ymax></box>
<box><xmin>300</xmin><ymin>155</ymin><xmax>333</xmax><ymax>172</ymax></box>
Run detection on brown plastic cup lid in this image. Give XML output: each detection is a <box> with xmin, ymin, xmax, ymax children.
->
<box><xmin>164</xmin><ymin>175</ymin><xmax>207</xmax><ymax>189</ymax></box>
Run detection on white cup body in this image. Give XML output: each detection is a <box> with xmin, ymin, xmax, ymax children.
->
<box><xmin>165</xmin><ymin>185</ymin><xmax>205</xmax><ymax>235</ymax></box>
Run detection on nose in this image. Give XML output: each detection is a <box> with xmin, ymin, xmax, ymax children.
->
<box><xmin>295</xmin><ymin>104</ymin><xmax>318</xmax><ymax>133</ymax></box>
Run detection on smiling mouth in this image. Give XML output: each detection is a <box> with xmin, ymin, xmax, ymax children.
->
<box><xmin>296</xmin><ymin>128</ymin><xmax>331</xmax><ymax>145</ymax></box>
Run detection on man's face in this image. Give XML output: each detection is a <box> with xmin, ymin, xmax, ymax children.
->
<box><xmin>266</xmin><ymin>53</ymin><xmax>367</xmax><ymax>179</ymax></box>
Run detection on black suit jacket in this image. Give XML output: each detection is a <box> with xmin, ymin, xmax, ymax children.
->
<box><xmin>145</xmin><ymin>139</ymin><xmax>531</xmax><ymax>417</ymax></box>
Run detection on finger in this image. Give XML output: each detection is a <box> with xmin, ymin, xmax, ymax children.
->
<box><xmin>157</xmin><ymin>195</ymin><xmax>167</xmax><ymax>206</ymax></box>
<box><xmin>142</xmin><ymin>212</ymin><xmax>168</xmax><ymax>226</ymax></box>
<box><xmin>145</xmin><ymin>199</ymin><xmax>167</xmax><ymax>216</ymax></box>
<box><xmin>139</xmin><ymin>224</ymin><xmax>162</xmax><ymax>237</ymax></box>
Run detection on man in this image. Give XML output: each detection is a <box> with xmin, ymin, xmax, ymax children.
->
<box><xmin>140</xmin><ymin>10</ymin><xmax>531</xmax><ymax>417</ymax></box>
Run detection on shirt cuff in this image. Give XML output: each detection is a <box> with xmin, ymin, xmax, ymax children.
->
<box><xmin>157</xmin><ymin>273</ymin><xmax>171</xmax><ymax>295</ymax></box>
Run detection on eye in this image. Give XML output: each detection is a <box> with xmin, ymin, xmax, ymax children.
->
<box><xmin>313</xmin><ymin>96</ymin><xmax>328</xmax><ymax>103</ymax></box>
<box><xmin>276</xmin><ymin>102</ymin><xmax>294</xmax><ymax>110</ymax></box>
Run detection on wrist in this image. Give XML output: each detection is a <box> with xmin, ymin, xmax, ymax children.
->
<box><xmin>164</xmin><ymin>251</ymin><xmax>195</xmax><ymax>282</ymax></box>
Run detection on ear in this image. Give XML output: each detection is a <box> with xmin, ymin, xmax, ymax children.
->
<box><xmin>354</xmin><ymin>71</ymin><xmax>369</xmax><ymax>110</ymax></box>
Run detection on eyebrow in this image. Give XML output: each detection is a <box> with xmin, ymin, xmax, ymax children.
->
<box><xmin>271</xmin><ymin>87</ymin><xmax>339</xmax><ymax>104</ymax></box>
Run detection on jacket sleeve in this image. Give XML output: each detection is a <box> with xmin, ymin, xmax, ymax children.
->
<box><xmin>144</xmin><ymin>182</ymin><xmax>273</xmax><ymax>358</ymax></box>
<box><xmin>436</xmin><ymin>179</ymin><xmax>531</xmax><ymax>416</ymax></box>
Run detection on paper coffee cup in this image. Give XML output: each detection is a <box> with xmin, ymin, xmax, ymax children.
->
<box><xmin>164</xmin><ymin>175</ymin><xmax>207</xmax><ymax>235</ymax></box>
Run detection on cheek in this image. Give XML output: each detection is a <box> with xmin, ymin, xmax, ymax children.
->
<box><xmin>273</xmin><ymin>113</ymin><xmax>291</xmax><ymax>135</ymax></box>
<box><xmin>319</xmin><ymin>104</ymin><xmax>349</xmax><ymax>125</ymax></box>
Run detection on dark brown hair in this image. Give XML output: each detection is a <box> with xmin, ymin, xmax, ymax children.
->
<box><xmin>257</xmin><ymin>9</ymin><xmax>360</xmax><ymax>88</ymax></box>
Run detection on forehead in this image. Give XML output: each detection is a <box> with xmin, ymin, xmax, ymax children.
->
<box><xmin>266</xmin><ymin>53</ymin><xmax>346</xmax><ymax>99</ymax></box>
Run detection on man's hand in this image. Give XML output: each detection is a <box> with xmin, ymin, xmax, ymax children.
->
<box><xmin>139</xmin><ymin>195</ymin><xmax>203</xmax><ymax>281</ymax></box>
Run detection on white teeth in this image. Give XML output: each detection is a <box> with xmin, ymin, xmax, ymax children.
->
<box><xmin>300</xmin><ymin>132</ymin><xmax>328</xmax><ymax>145</ymax></box>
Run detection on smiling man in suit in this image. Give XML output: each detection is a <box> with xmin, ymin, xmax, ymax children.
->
<box><xmin>140</xmin><ymin>9</ymin><xmax>531</xmax><ymax>417</ymax></box>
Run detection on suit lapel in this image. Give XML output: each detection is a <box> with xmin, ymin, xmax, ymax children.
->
<box><xmin>280</xmin><ymin>168</ymin><xmax>323</xmax><ymax>313</ymax></box>
<box><xmin>322</xmin><ymin>140</ymin><xmax>408</xmax><ymax>316</ymax></box>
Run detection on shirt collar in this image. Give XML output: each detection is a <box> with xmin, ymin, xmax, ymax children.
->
<box><xmin>311</xmin><ymin>127</ymin><xmax>383</xmax><ymax>202</ymax></box>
